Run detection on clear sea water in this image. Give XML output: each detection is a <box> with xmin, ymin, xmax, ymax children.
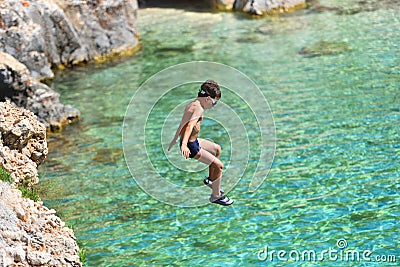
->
<box><xmin>39</xmin><ymin>0</ymin><xmax>399</xmax><ymax>266</ymax></box>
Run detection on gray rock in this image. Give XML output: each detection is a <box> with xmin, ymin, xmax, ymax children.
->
<box><xmin>27</xmin><ymin>250</ymin><xmax>52</xmax><ymax>266</ymax></box>
<box><xmin>0</xmin><ymin>0</ymin><xmax>139</xmax><ymax>80</ymax></box>
<box><xmin>12</xmin><ymin>244</ymin><xmax>26</xmax><ymax>262</ymax></box>
<box><xmin>14</xmin><ymin>204</ymin><xmax>25</xmax><ymax>221</ymax></box>
<box><xmin>1</xmin><ymin>181</ymin><xmax>82</xmax><ymax>266</ymax></box>
<box><xmin>235</xmin><ymin>0</ymin><xmax>306</xmax><ymax>15</ymax></box>
<box><xmin>0</xmin><ymin>52</ymin><xmax>80</xmax><ymax>131</ymax></box>
<box><xmin>1</xmin><ymin>109</ymin><xmax>81</xmax><ymax>266</ymax></box>
<box><xmin>212</xmin><ymin>0</ymin><xmax>236</xmax><ymax>10</ymax></box>
<box><xmin>0</xmin><ymin>199</ymin><xmax>19</xmax><ymax>232</ymax></box>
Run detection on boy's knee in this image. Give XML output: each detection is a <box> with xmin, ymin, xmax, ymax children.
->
<box><xmin>215</xmin><ymin>144</ymin><xmax>221</xmax><ymax>157</ymax></box>
<box><xmin>213</xmin><ymin>160</ymin><xmax>223</xmax><ymax>170</ymax></box>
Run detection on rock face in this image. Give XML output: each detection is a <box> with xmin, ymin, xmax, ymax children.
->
<box><xmin>0</xmin><ymin>102</ymin><xmax>81</xmax><ymax>266</ymax></box>
<box><xmin>0</xmin><ymin>0</ymin><xmax>140</xmax><ymax>80</ymax></box>
<box><xmin>213</xmin><ymin>0</ymin><xmax>236</xmax><ymax>11</ymax></box>
<box><xmin>0</xmin><ymin>101</ymin><xmax>48</xmax><ymax>186</ymax></box>
<box><xmin>0</xmin><ymin>52</ymin><xmax>80</xmax><ymax>131</ymax></box>
<box><xmin>0</xmin><ymin>182</ymin><xmax>82</xmax><ymax>267</ymax></box>
<box><xmin>214</xmin><ymin>0</ymin><xmax>306</xmax><ymax>15</ymax></box>
<box><xmin>0</xmin><ymin>0</ymin><xmax>139</xmax><ymax>130</ymax></box>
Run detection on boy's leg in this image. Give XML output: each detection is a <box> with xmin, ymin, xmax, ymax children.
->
<box><xmin>198</xmin><ymin>139</ymin><xmax>221</xmax><ymax>181</ymax></box>
<box><xmin>210</xmin><ymin>176</ymin><xmax>221</xmax><ymax>197</ymax></box>
<box><xmin>194</xmin><ymin>148</ymin><xmax>224</xmax><ymax>197</ymax></box>
<box><xmin>198</xmin><ymin>138</ymin><xmax>221</xmax><ymax>157</ymax></box>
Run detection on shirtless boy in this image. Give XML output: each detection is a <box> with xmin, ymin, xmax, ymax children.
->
<box><xmin>168</xmin><ymin>80</ymin><xmax>234</xmax><ymax>206</ymax></box>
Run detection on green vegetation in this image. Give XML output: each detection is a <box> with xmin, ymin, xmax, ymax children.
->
<box><xmin>1</xmin><ymin>167</ymin><xmax>85</xmax><ymax>264</ymax></box>
<box><xmin>17</xmin><ymin>178</ymin><xmax>41</xmax><ymax>202</ymax></box>
<box><xmin>78</xmin><ymin>244</ymin><xmax>87</xmax><ymax>265</ymax></box>
<box><xmin>0</xmin><ymin>166</ymin><xmax>13</xmax><ymax>183</ymax></box>
<box><xmin>65</xmin><ymin>222</ymin><xmax>73</xmax><ymax>230</ymax></box>
<box><xmin>0</xmin><ymin>167</ymin><xmax>41</xmax><ymax>201</ymax></box>
<box><xmin>17</xmin><ymin>184</ymin><xmax>41</xmax><ymax>202</ymax></box>
<box><xmin>65</xmin><ymin>221</ymin><xmax>86</xmax><ymax>265</ymax></box>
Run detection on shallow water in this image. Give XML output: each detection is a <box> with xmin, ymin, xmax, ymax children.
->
<box><xmin>40</xmin><ymin>1</ymin><xmax>399</xmax><ymax>266</ymax></box>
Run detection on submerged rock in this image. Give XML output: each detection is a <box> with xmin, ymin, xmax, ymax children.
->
<box><xmin>155</xmin><ymin>44</ymin><xmax>194</xmax><ymax>57</ymax></box>
<box><xmin>299</xmin><ymin>41</ymin><xmax>351</xmax><ymax>57</ymax></box>
<box><xmin>0</xmin><ymin>52</ymin><xmax>80</xmax><ymax>131</ymax></box>
<box><xmin>235</xmin><ymin>35</ymin><xmax>266</xmax><ymax>43</ymax></box>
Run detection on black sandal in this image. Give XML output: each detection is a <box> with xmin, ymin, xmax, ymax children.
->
<box><xmin>211</xmin><ymin>195</ymin><xmax>234</xmax><ymax>206</ymax></box>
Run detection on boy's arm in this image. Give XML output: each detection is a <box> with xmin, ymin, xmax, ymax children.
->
<box><xmin>168</xmin><ymin>108</ymin><xmax>190</xmax><ymax>152</ymax></box>
<box><xmin>168</xmin><ymin>104</ymin><xmax>202</xmax><ymax>157</ymax></box>
<box><xmin>179</xmin><ymin>115</ymin><xmax>200</xmax><ymax>159</ymax></box>
<box><xmin>179</xmin><ymin>106</ymin><xmax>203</xmax><ymax>158</ymax></box>
<box><xmin>168</xmin><ymin>125</ymin><xmax>181</xmax><ymax>151</ymax></box>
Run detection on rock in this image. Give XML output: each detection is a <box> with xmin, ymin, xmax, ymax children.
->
<box><xmin>27</xmin><ymin>250</ymin><xmax>52</xmax><ymax>265</ymax></box>
<box><xmin>14</xmin><ymin>205</ymin><xmax>25</xmax><ymax>221</ymax></box>
<box><xmin>0</xmin><ymin>52</ymin><xmax>80</xmax><ymax>131</ymax></box>
<box><xmin>307</xmin><ymin>0</ymin><xmax>399</xmax><ymax>15</ymax></box>
<box><xmin>0</xmin><ymin>181</ymin><xmax>82</xmax><ymax>266</ymax></box>
<box><xmin>0</xmin><ymin>0</ymin><xmax>139</xmax><ymax>80</ymax></box>
<box><xmin>0</xmin><ymin>102</ymin><xmax>48</xmax><ymax>185</ymax></box>
<box><xmin>12</xmin><ymin>244</ymin><xmax>26</xmax><ymax>263</ymax></box>
<box><xmin>213</xmin><ymin>0</ymin><xmax>236</xmax><ymax>11</ymax></box>
<box><xmin>235</xmin><ymin>0</ymin><xmax>306</xmax><ymax>15</ymax></box>
<box><xmin>299</xmin><ymin>41</ymin><xmax>351</xmax><ymax>57</ymax></box>
<box><xmin>0</xmin><ymin>105</ymin><xmax>81</xmax><ymax>266</ymax></box>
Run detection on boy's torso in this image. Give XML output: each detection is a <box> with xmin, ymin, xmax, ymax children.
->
<box><xmin>179</xmin><ymin>100</ymin><xmax>204</xmax><ymax>142</ymax></box>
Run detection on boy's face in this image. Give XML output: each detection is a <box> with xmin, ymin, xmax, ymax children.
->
<box><xmin>206</xmin><ymin>96</ymin><xmax>219</xmax><ymax>109</ymax></box>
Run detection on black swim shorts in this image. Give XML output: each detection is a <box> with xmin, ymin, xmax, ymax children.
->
<box><xmin>180</xmin><ymin>139</ymin><xmax>201</xmax><ymax>158</ymax></box>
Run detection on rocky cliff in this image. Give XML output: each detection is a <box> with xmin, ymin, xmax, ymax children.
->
<box><xmin>1</xmin><ymin>0</ymin><xmax>139</xmax><ymax>130</ymax></box>
<box><xmin>0</xmin><ymin>101</ymin><xmax>81</xmax><ymax>266</ymax></box>
<box><xmin>0</xmin><ymin>0</ymin><xmax>140</xmax><ymax>80</ymax></box>
<box><xmin>0</xmin><ymin>101</ymin><xmax>47</xmax><ymax>186</ymax></box>
<box><xmin>0</xmin><ymin>182</ymin><xmax>82</xmax><ymax>266</ymax></box>
<box><xmin>0</xmin><ymin>52</ymin><xmax>80</xmax><ymax>131</ymax></box>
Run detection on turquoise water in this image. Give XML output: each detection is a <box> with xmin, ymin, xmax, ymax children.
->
<box><xmin>40</xmin><ymin>1</ymin><xmax>399</xmax><ymax>266</ymax></box>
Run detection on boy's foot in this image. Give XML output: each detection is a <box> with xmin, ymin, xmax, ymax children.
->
<box><xmin>210</xmin><ymin>195</ymin><xmax>234</xmax><ymax>206</ymax></box>
<box><xmin>203</xmin><ymin>177</ymin><xmax>224</xmax><ymax>195</ymax></box>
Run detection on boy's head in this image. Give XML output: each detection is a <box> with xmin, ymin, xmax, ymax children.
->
<box><xmin>198</xmin><ymin>80</ymin><xmax>221</xmax><ymax>99</ymax></box>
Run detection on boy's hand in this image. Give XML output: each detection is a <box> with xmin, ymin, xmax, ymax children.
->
<box><xmin>180</xmin><ymin>145</ymin><xmax>190</xmax><ymax>159</ymax></box>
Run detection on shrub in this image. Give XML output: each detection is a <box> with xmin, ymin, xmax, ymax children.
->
<box><xmin>0</xmin><ymin>167</ymin><xmax>13</xmax><ymax>183</ymax></box>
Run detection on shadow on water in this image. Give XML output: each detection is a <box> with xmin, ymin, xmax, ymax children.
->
<box><xmin>138</xmin><ymin>0</ymin><xmax>215</xmax><ymax>12</ymax></box>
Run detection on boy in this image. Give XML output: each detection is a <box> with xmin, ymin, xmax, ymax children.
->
<box><xmin>168</xmin><ymin>80</ymin><xmax>234</xmax><ymax>206</ymax></box>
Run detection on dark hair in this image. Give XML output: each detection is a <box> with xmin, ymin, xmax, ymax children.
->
<box><xmin>198</xmin><ymin>80</ymin><xmax>221</xmax><ymax>98</ymax></box>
